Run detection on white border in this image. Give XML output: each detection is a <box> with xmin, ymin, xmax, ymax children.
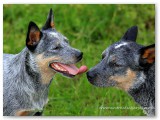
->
<box><xmin>1</xmin><ymin>0</ymin><xmax>159</xmax><ymax>120</ymax></box>
<box><xmin>1</xmin><ymin>0</ymin><xmax>157</xmax><ymax>4</ymax></box>
<box><xmin>0</xmin><ymin>1</ymin><xmax>3</xmax><ymax>118</ymax></box>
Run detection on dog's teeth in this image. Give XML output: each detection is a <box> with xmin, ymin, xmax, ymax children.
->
<box><xmin>55</xmin><ymin>64</ymin><xmax>59</xmax><ymax>68</ymax></box>
<box><xmin>53</xmin><ymin>64</ymin><xmax>67</xmax><ymax>72</ymax></box>
<box><xmin>60</xmin><ymin>67</ymin><xmax>66</xmax><ymax>71</ymax></box>
<box><xmin>60</xmin><ymin>68</ymin><xmax>65</xmax><ymax>71</ymax></box>
<box><xmin>55</xmin><ymin>65</ymin><xmax>61</xmax><ymax>70</ymax></box>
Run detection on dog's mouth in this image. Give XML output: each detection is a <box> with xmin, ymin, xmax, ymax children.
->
<box><xmin>49</xmin><ymin>62</ymin><xmax>88</xmax><ymax>77</ymax></box>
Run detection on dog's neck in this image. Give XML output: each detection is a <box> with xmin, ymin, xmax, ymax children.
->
<box><xmin>34</xmin><ymin>53</ymin><xmax>56</xmax><ymax>85</ymax></box>
<box><xmin>128</xmin><ymin>64</ymin><xmax>155</xmax><ymax>116</ymax></box>
<box><xmin>9</xmin><ymin>48</ymin><xmax>50</xmax><ymax>110</ymax></box>
<box><xmin>24</xmin><ymin>49</ymin><xmax>41</xmax><ymax>85</ymax></box>
<box><xmin>24</xmin><ymin>48</ymin><xmax>56</xmax><ymax>85</ymax></box>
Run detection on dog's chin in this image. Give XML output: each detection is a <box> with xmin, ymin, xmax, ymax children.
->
<box><xmin>88</xmin><ymin>79</ymin><xmax>116</xmax><ymax>87</ymax></box>
<box><xmin>61</xmin><ymin>72</ymin><xmax>75</xmax><ymax>78</ymax></box>
<box><xmin>51</xmin><ymin>68</ymin><xmax>75</xmax><ymax>78</ymax></box>
<box><xmin>89</xmin><ymin>81</ymin><xmax>107</xmax><ymax>87</ymax></box>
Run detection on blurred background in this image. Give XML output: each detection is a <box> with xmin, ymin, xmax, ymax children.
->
<box><xmin>3</xmin><ymin>4</ymin><xmax>155</xmax><ymax>116</ymax></box>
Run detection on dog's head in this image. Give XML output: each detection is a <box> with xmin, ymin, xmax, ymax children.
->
<box><xmin>26</xmin><ymin>9</ymin><xmax>87</xmax><ymax>81</ymax></box>
<box><xmin>87</xmin><ymin>26</ymin><xmax>155</xmax><ymax>91</ymax></box>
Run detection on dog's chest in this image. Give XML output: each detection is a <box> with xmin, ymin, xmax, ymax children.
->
<box><xmin>30</xmin><ymin>86</ymin><xmax>49</xmax><ymax>110</ymax></box>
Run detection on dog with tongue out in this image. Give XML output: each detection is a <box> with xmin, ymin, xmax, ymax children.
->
<box><xmin>37</xmin><ymin>8</ymin><xmax>88</xmax><ymax>80</ymax></box>
<box><xmin>40</xmin><ymin>9</ymin><xmax>88</xmax><ymax>79</ymax></box>
<box><xmin>3</xmin><ymin>8</ymin><xmax>87</xmax><ymax>116</ymax></box>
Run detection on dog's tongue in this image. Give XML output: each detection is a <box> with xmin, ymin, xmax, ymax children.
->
<box><xmin>78</xmin><ymin>66</ymin><xmax>88</xmax><ymax>74</ymax></box>
<box><xmin>58</xmin><ymin>63</ymin><xmax>88</xmax><ymax>75</ymax></box>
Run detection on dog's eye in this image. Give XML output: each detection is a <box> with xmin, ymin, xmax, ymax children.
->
<box><xmin>54</xmin><ymin>46</ymin><xmax>59</xmax><ymax>50</ymax></box>
<box><xmin>109</xmin><ymin>61</ymin><xmax>122</xmax><ymax>68</ymax></box>
<box><xmin>113</xmin><ymin>63</ymin><xmax>120</xmax><ymax>67</ymax></box>
<box><xmin>52</xmin><ymin>46</ymin><xmax>60</xmax><ymax>50</ymax></box>
<box><xmin>112</xmin><ymin>63</ymin><xmax>122</xmax><ymax>68</ymax></box>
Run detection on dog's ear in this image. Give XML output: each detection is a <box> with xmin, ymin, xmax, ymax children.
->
<box><xmin>139</xmin><ymin>44</ymin><xmax>155</xmax><ymax>67</ymax></box>
<box><xmin>121</xmin><ymin>26</ymin><xmax>138</xmax><ymax>42</ymax></box>
<box><xmin>26</xmin><ymin>21</ymin><xmax>42</xmax><ymax>51</ymax></box>
<box><xmin>42</xmin><ymin>8</ymin><xmax>54</xmax><ymax>30</ymax></box>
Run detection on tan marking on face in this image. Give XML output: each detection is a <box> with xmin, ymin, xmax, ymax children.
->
<box><xmin>36</xmin><ymin>53</ymin><xmax>60</xmax><ymax>84</ymax></box>
<box><xmin>15</xmin><ymin>110</ymin><xmax>32</xmax><ymax>116</ymax></box>
<box><xmin>109</xmin><ymin>69</ymin><xmax>136</xmax><ymax>91</ymax></box>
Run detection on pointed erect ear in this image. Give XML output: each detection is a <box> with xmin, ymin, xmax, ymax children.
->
<box><xmin>42</xmin><ymin>8</ymin><xmax>54</xmax><ymax>30</ymax></box>
<box><xmin>139</xmin><ymin>44</ymin><xmax>155</xmax><ymax>67</ymax></box>
<box><xmin>121</xmin><ymin>26</ymin><xmax>138</xmax><ymax>42</ymax></box>
<box><xmin>26</xmin><ymin>21</ymin><xmax>42</xmax><ymax>51</ymax></box>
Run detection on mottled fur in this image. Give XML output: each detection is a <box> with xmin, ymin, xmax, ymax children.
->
<box><xmin>3</xmin><ymin>9</ymin><xmax>83</xmax><ymax>116</ymax></box>
<box><xmin>87</xmin><ymin>26</ymin><xmax>155</xmax><ymax>116</ymax></box>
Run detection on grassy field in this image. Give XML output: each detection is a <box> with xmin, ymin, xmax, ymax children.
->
<box><xmin>3</xmin><ymin>4</ymin><xmax>155</xmax><ymax>116</ymax></box>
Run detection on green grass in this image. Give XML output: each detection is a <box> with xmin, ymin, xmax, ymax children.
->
<box><xmin>3</xmin><ymin>4</ymin><xmax>155</xmax><ymax>116</ymax></box>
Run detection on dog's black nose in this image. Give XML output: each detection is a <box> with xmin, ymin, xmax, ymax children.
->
<box><xmin>77</xmin><ymin>52</ymin><xmax>83</xmax><ymax>61</ymax></box>
<box><xmin>87</xmin><ymin>71</ymin><xmax>95</xmax><ymax>83</ymax></box>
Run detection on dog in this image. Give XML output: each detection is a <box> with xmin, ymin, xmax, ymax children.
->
<box><xmin>87</xmin><ymin>26</ymin><xmax>155</xmax><ymax>116</ymax></box>
<box><xmin>3</xmin><ymin>9</ymin><xmax>87</xmax><ymax>116</ymax></box>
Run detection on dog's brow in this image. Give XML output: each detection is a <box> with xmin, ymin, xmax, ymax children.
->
<box><xmin>115</xmin><ymin>42</ymin><xmax>127</xmax><ymax>49</ymax></box>
<box><xmin>47</xmin><ymin>32</ymin><xmax>59</xmax><ymax>38</ymax></box>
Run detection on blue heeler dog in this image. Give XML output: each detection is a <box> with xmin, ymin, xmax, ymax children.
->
<box><xmin>87</xmin><ymin>26</ymin><xmax>155</xmax><ymax>116</ymax></box>
<box><xmin>3</xmin><ymin>9</ymin><xmax>87</xmax><ymax>116</ymax></box>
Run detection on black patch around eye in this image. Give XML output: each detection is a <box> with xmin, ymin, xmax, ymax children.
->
<box><xmin>54</xmin><ymin>46</ymin><xmax>59</xmax><ymax>50</ymax></box>
<box><xmin>109</xmin><ymin>62</ymin><xmax>123</xmax><ymax>68</ymax></box>
<box><xmin>52</xmin><ymin>46</ymin><xmax>61</xmax><ymax>50</ymax></box>
<box><xmin>113</xmin><ymin>63</ymin><xmax>121</xmax><ymax>67</ymax></box>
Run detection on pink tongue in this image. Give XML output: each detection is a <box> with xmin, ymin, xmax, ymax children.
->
<box><xmin>78</xmin><ymin>66</ymin><xmax>88</xmax><ymax>74</ymax></box>
<box><xmin>57</xmin><ymin>63</ymin><xmax>88</xmax><ymax>75</ymax></box>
